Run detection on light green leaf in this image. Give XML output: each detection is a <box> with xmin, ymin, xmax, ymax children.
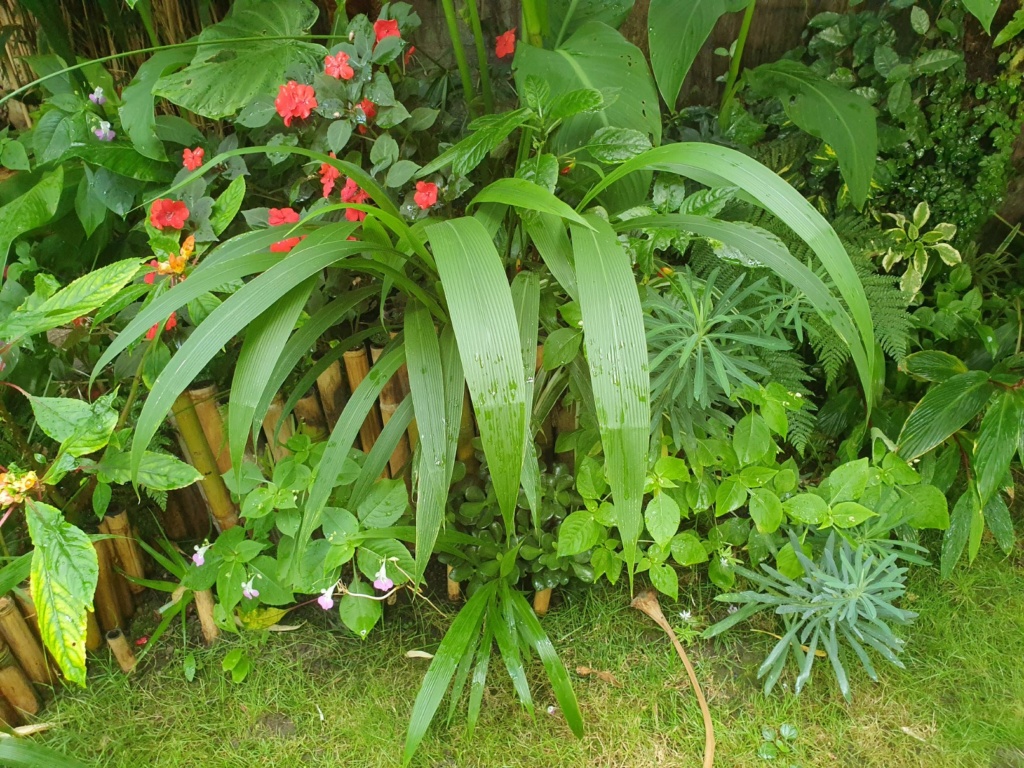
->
<box><xmin>586</xmin><ymin>127</ymin><xmax>653</xmax><ymax>164</ymax></box>
<box><xmin>826</xmin><ymin>458</ymin><xmax>869</xmax><ymax>503</ymax></box>
<box><xmin>469</xmin><ymin>177</ymin><xmax>592</xmax><ymax>228</ymax></box>
<box><xmin>900</xmin><ymin>350</ymin><xmax>967</xmax><ymax>383</ymax></box>
<box><xmin>783</xmin><ymin>493</ymin><xmax>829</xmax><ymax>525</ymax></box>
<box><xmin>960</xmin><ymin>0</ymin><xmax>999</xmax><ymax>33</ymax></box>
<box><xmin>0</xmin><ymin>167</ymin><xmax>63</xmax><ymax>279</ymax></box>
<box><xmin>357</xmin><ymin>479</ymin><xmax>409</xmax><ymax>528</ymax></box>
<box><xmin>715</xmin><ymin>477</ymin><xmax>747</xmax><ymax>516</ymax></box>
<box><xmin>557</xmin><ymin>511</ymin><xmax>603</xmax><ymax>556</ymax></box>
<box><xmin>734</xmin><ymin>413</ymin><xmax>771</xmax><ymax>464</ymax></box>
<box><xmin>941</xmin><ymin>487</ymin><xmax>979</xmax><ymax>578</ymax></box>
<box><xmin>644</xmin><ymin>493</ymin><xmax>680</xmax><ymax>548</ymax></box>
<box><xmin>339</xmin><ymin>579</ymin><xmax>383</xmax><ymax>639</ymax></box>
<box><xmin>210</xmin><ymin>175</ymin><xmax>246</xmax><ymax>236</ymax></box>
<box><xmin>749</xmin><ymin>488</ymin><xmax>784</xmax><ymax>534</ymax></box>
<box><xmin>649</xmin><ymin>562</ymin><xmax>678</xmax><ymax>600</ymax></box>
<box><xmin>893</xmin><ymin>484</ymin><xmax>949</xmax><ymax>530</ymax></box>
<box><xmin>670</xmin><ymin>532</ymin><xmax>708</xmax><ymax>566</ymax></box>
<box><xmin>418</xmin><ymin>109</ymin><xmax>532</xmax><ymax>178</ymax></box>
<box><xmin>95</xmin><ymin>450</ymin><xmax>202</xmax><ymax>491</ymax></box>
<box><xmin>67</xmin><ymin>144</ymin><xmax>173</xmax><ymax>182</ymax></box>
<box><xmin>830</xmin><ymin>501</ymin><xmax>876</xmax><ymax>528</ymax></box>
<box><xmin>26</xmin><ymin>501</ymin><xmax>98</xmax><ymax>687</ymax></box>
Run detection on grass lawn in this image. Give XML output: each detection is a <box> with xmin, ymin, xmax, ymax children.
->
<box><xmin>33</xmin><ymin>547</ymin><xmax>1024</xmax><ymax>768</ymax></box>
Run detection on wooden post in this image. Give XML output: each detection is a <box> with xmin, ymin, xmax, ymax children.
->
<box><xmin>262</xmin><ymin>393</ymin><xmax>295</xmax><ymax>462</ymax></box>
<box><xmin>105</xmin><ymin>629</ymin><xmax>136</xmax><ymax>673</ymax></box>
<box><xmin>0</xmin><ymin>597</ymin><xmax>50</xmax><ymax>685</ymax></box>
<box><xmin>344</xmin><ymin>346</ymin><xmax>385</xmax><ymax>459</ymax></box>
<box><xmin>294</xmin><ymin>391</ymin><xmax>329</xmax><ymax>442</ymax></box>
<box><xmin>370</xmin><ymin>346</ymin><xmax>411</xmax><ymax>479</ymax></box>
<box><xmin>92</xmin><ymin>540</ymin><xmax>124</xmax><ymax>633</ymax></box>
<box><xmin>0</xmin><ymin>640</ymin><xmax>39</xmax><ymax>716</ymax></box>
<box><xmin>189</xmin><ymin>383</ymin><xmax>232</xmax><ymax>474</ymax></box>
<box><xmin>193</xmin><ymin>589</ymin><xmax>219</xmax><ymax>646</ymax></box>
<box><xmin>316</xmin><ymin>359</ymin><xmax>348</xmax><ymax>430</ymax></box>
<box><xmin>533</xmin><ymin>588</ymin><xmax>552</xmax><ymax>617</ymax></box>
<box><xmin>100</xmin><ymin>511</ymin><xmax>146</xmax><ymax>592</ymax></box>
<box><xmin>446</xmin><ymin>565</ymin><xmax>460</xmax><ymax>602</ymax></box>
<box><xmin>171</xmin><ymin>392</ymin><xmax>239</xmax><ymax>531</ymax></box>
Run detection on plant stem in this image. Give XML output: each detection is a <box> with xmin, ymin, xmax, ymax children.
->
<box><xmin>521</xmin><ymin>0</ymin><xmax>546</xmax><ymax>47</ymax></box>
<box><xmin>465</xmin><ymin>0</ymin><xmax>494</xmax><ymax>114</ymax></box>
<box><xmin>720</xmin><ymin>0</ymin><xmax>757</xmax><ymax>126</ymax></box>
<box><xmin>554</xmin><ymin>0</ymin><xmax>579</xmax><ymax>47</ymax></box>
<box><xmin>440</xmin><ymin>0</ymin><xmax>478</xmax><ymax>117</ymax></box>
<box><xmin>134</xmin><ymin>0</ymin><xmax>161</xmax><ymax>49</ymax></box>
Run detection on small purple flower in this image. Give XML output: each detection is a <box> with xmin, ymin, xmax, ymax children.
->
<box><xmin>373</xmin><ymin>563</ymin><xmax>393</xmax><ymax>592</ymax></box>
<box><xmin>88</xmin><ymin>87</ymin><xmax>106</xmax><ymax>105</ymax></box>
<box><xmin>241</xmin><ymin>576</ymin><xmax>260</xmax><ymax>601</ymax></box>
<box><xmin>192</xmin><ymin>541</ymin><xmax>211</xmax><ymax>567</ymax></box>
<box><xmin>93</xmin><ymin>121</ymin><xmax>115</xmax><ymax>142</ymax></box>
<box><xmin>317</xmin><ymin>583</ymin><xmax>336</xmax><ymax>611</ymax></box>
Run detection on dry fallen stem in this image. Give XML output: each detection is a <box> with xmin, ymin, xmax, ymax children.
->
<box><xmin>631</xmin><ymin>590</ymin><xmax>715</xmax><ymax>768</ymax></box>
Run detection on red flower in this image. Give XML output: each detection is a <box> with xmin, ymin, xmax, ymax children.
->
<box><xmin>145</xmin><ymin>323</ymin><xmax>159</xmax><ymax>341</ymax></box>
<box><xmin>374</xmin><ymin>19</ymin><xmax>400</xmax><ymax>44</ymax></box>
<box><xmin>320</xmin><ymin>152</ymin><xmax>341</xmax><ymax>198</ymax></box>
<box><xmin>341</xmin><ymin>178</ymin><xmax>370</xmax><ymax>222</ymax></box>
<box><xmin>164</xmin><ymin>312</ymin><xmax>177</xmax><ymax>332</ymax></box>
<box><xmin>275</xmin><ymin>81</ymin><xmax>318</xmax><ymax>128</ymax></box>
<box><xmin>414</xmin><ymin>181</ymin><xmax>438</xmax><ymax>210</ymax></box>
<box><xmin>404</xmin><ymin>46</ymin><xmax>416</xmax><ymax>67</ymax></box>
<box><xmin>359</xmin><ymin>99</ymin><xmax>377</xmax><ymax>121</ymax></box>
<box><xmin>496</xmin><ymin>29</ymin><xmax>516</xmax><ymax>59</ymax></box>
<box><xmin>341</xmin><ymin>177</ymin><xmax>361</xmax><ymax>203</ymax></box>
<box><xmin>270</xmin><ymin>236</ymin><xmax>306</xmax><ymax>253</ymax></box>
<box><xmin>144</xmin><ymin>259</ymin><xmax>159</xmax><ymax>285</ymax></box>
<box><xmin>149</xmin><ymin>199</ymin><xmax>189</xmax><ymax>231</ymax></box>
<box><xmin>324</xmin><ymin>52</ymin><xmax>354</xmax><ymax>80</ymax></box>
<box><xmin>72</xmin><ymin>316</ymin><xmax>89</xmax><ymax>328</ymax></box>
<box><xmin>182</xmin><ymin>147</ymin><xmax>204</xmax><ymax>171</ymax></box>
<box><xmin>269</xmin><ymin>207</ymin><xmax>301</xmax><ymax>226</ymax></box>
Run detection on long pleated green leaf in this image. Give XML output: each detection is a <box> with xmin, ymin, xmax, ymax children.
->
<box><xmin>523</xmin><ymin>212</ymin><xmax>579</xmax><ymax>302</ymax></box>
<box><xmin>578</xmin><ymin>142</ymin><xmax>875</xmax><ymax>404</ymax></box>
<box><xmin>511</xmin><ymin>272</ymin><xmax>542</xmax><ymax>527</ymax></box>
<box><xmin>489</xmin><ymin>598</ymin><xmax>534</xmax><ymax>712</ymax></box>
<box><xmin>130</xmin><ymin>228</ymin><xmax>364</xmax><ymax>480</ymax></box>
<box><xmin>406</xmin><ymin>302</ymin><xmax>456</xmax><ymax>579</ymax></box>
<box><xmin>349</xmin><ymin>397</ymin><xmax>414</xmax><ymax>508</ymax></box>
<box><xmin>440</xmin><ymin>325</ymin><xmax>466</xmax><ymax>483</ymax></box>
<box><xmin>623</xmin><ymin>214</ymin><xmax>865</xmax><ymax>374</ymax></box>
<box><xmin>570</xmin><ymin>214</ymin><xmax>650</xmax><ymax>576</ymax></box>
<box><xmin>227</xmin><ymin>279</ymin><xmax>315</xmax><ymax>477</ymax></box>
<box><xmin>90</xmin><ymin>228</ymin><xmax>289</xmax><ymax>385</ymax></box>
<box><xmin>469</xmin><ymin>178</ymin><xmax>593</xmax><ymax>228</ymax></box>
<box><xmin>403</xmin><ymin>581</ymin><xmax>497</xmax><ymax>766</ymax></box>
<box><xmin>427</xmin><ymin>218</ymin><xmax>526</xmax><ymax>530</ymax></box>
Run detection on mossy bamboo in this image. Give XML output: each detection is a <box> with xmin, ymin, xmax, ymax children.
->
<box><xmin>189</xmin><ymin>384</ymin><xmax>231</xmax><ymax>475</ymax></box>
<box><xmin>294</xmin><ymin>391</ymin><xmax>329</xmax><ymax>442</ymax></box>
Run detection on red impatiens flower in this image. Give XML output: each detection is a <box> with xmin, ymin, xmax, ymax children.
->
<box><xmin>144</xmin><ymin>258</ymin><xmax>159</xmax><ymax>285</ymax></box>
<box><xmin>268</xmin><ymin>207</ymin><xmax>301</xmax><ymax>226</ymax></box>
<box><xmin>275</xmin><ymin>81</ymin><xmax>318</xmax><ymax>128</ymax></box>
<box><xmin>359</xmin><ymin>99</ymin><xmax>377</xmax><ymax>121</ymax></box>
<box><xmin>270</xmin><ymin>236</ymin><xmax>306</xmax><ymax>253</ymax></box>
<box><xmin>496</xmin><ymin>28</ymin><xmax>516</xmax><ymax>59</ymax></box>
<box><xmin>320</xmin><ymin>152</ymin><xmax>341</xmax><ymax>198</ymax></box>
<box><xmin>182</xmin><ymin>147</ymin><xmax>204</xmax><ymax>171</ymax></box>
<box><xmin>341</xmin><ymin>177</ymin><xmax>370</xmax><ymax>222</ymax></box>
<box><xmin>374</xmin><ymin>19</ymin><xmax>400</xmax><ymax>44</ymax></box>
<box><xmin>404</xmin><ymin>46</ymin><xmax>416</xmax><ymax>67</ymax></box>
<box><xmin>149</xmin><ymin>199</ymin><xmax>189</xmax><ymax>231</ymax></box>
<box><xmin>146</xmin><ymin>312</ymin><xmax>177</xmax><ymax>341</ymax></box>
<box><xmin>414</xmin><ymin>181</ymin><xmax>438</xmax><ymax>210</ymax></box>
<box><xmin>324</xmin><ymin>52</ymin><xmax>354</xmax><ymax>80</ymax></box>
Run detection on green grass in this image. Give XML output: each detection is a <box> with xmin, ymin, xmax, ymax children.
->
<box><xmin>31</xmin><ymin>548</ymin><xmax>1024</xmax><ymax>768</ymax></box>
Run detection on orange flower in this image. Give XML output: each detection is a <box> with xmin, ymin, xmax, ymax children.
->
<box><xmin>325</xmin><ymin>52</ymin><xmax>354</xmax><ymax>80</ymax></box>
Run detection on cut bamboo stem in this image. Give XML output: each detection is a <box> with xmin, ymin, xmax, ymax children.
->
<box><xmin>262</xmin><ymin>393</ymin><xmax>295</xmax><ymax>461</ymax></box>
<box><xmin>100</xmin><ymin>511</ymin><xmax>146</xmax><ymax>592</ymax></box>
<box><xmin>456</xmin><ymin>388</ymin><xmax>478</xmax><ymax>476</ymax></box>
<box><xmin>189</xmin><ymin>383</ymin><xmax>231</xmax><ymax>474</ymax></box>
<box><xmin>92</xmin><ymin>540</ymin><xmax>124</xmax><ymax>634</ymax></box>
<box><xmin>344</xmin><ymin>346</ymin><xmax>385</xmax><ymax>460</ymax></box>
<box><xmin>533</xmin><ymin>588</ymin><xmax>552</xmax><ymax>617</ymax></box>
<box><xmin>85</xmin><ymin>610</ymin><xmax>102</xmax><ymax>652</ymax></box>
<box><xmin>371</xmin><ymin>346</ymin><xmax>411</xmax><ymax>479</ymax></box>
<box><xmin>0</xmin><ymin>640</ymin><xmax>39</xmax><ymax>716</ymax></box>
<box><xmin>160</xmin><ymin>491</ymin><xmax>189</xmax><ymax>541</ymax></box>
<box><xmin>316</xmin><ymin>359</ymin><xmax>348</xmax><ymax>430</ymax></box>
<box><xmin>171</xmin><ymin>392</ymin><xmax>239</xmax><ymax>531</ymax></box>
<box><xmin>0</xmin><ymin>597</ymin><xmax>49</xmax><ymax>685</ymax></box>
<box><xmin>98</xmin><ymin>537</ymin><xmax>135</xmax><ymax>622</ymax></box>
<box><xmin>0</xmin><ymin>694</ymin><xmax>20</xmax><ymax>727</ymax></box>
<box><xmin>446</xmin><ymin>565</ymin><xmax>460</xmax><ymax>602</ymax></box>
<box><xmin>294</xmin><ymin>391</ymin><xmax>329</xmax><ymax>442</ymax></box>
<box><xmin>194</xmin><ymin>589</ymin><xmax>219</xmax><ymax>645</ymax></box>
<box><xmin>13</xmin><ymin>589</ymin><xmax>38</xmax><ymax>641</ymax></box>
<box><xmin>632</xmin><ymin>591</ymin><xmax>715</xmax><ymax>768</ymax></box>
<box><xmin>105</xmin><ymin>629</ymin><xmax>137</xmax><ymax>673</ymax></box>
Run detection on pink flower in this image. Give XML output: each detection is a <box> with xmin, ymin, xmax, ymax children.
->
<box><xmin>93</xmin><ymin>121</ymin><xmax>115</xmax><ymax>141</ymax></box>
<box><xmin>182</xmin><ymin>147</ymin><xmax>204</xmax><ymax>171</ymax></box>
<box><xmin>275</xmin><ymin>81</ymin><xmax>318</xmax><ymax>128</ymax></box>
<box><xmin>325</xmin><ymin>52</ymin><xmax>354</xmax><ymax>80</ymax></box>
<box><xmin>496</xmin><ymin>29</ymin><xmax>516</xmax><ymax>59</ymax></box>
<box><xmin>373</xmin><ymin>563</ymin><xmax>393</xmax><ymax>592</ymax></box>
<box><xmin>374</xmin><ymin>18</ymin><xmax>400</xmax><ymax>44</ymax></box>
<box><xmin>270</xmin><ymin>236</ymin><xmax>306</xmax><ymax>253</ymax></box>
<box><xmin>241</xmin><ymin>577</ymin><xmax>260</xmax><ymax>601</ymax></box>
<box><xmin>192</xmin><ymin>542</ymin><xmax>211</xmax><ymax>567</ymax></box>
<box><xmin>317</xmin><ymin>583</ymin><xmax>336</xmax><ymax>611</ymax></box>
<box><xmin>414</xmin><ymin>181</ymin><xmax>438</xmax><ymax>210</ymax></box>
<box><xmin>88</xmin><ymin>87</ymin><xmax>106</xmax><ymax>105</ymax></box>
<box><xmin>149</xmin><ymin>199</ymin><xmax>189</xmax><ymax>231</ymax></box>
<box><xmin>268</xmin><ymin>207</ymin><xmax>300</xmax><ymax>226</ymax></box>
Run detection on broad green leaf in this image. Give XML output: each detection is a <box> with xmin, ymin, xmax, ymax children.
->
<box><xmin>830</xmin><ymin>501</ymin><xmax>876</xmax><ymax>528</ymax></box>
<box><xmin>995</xmin><ymin>8</ymin><xmax>1024</xmax><ymax>46</ymax></box>
<box><xmin>404</xmin><ymin>582</ymin><xmax>497</xmax><ymax>765</ymax></box>
<box><xmin>210</xmin><ymin>175</ymin><xmax>246</xmax><ymax>236</ymax></box>
<box><xmin>900</xmin><ymin>350</ymin><xmax>967</xmax><ymax>383</ymax></box>
<box><xmin>95</xmin><ymin>450</ymin><xmax>202</xmax><ymax>491</ymax></box>
<box><xmin>783</xmin><ymin>493</ymin><xmax>829</xmax><ymax>525</ymax></box>
<box><xmin>152</xmin><ymin>0</ymin><xmax>324</xmax><ymax>119</ymax></box>
<box><xmin>670</xmin><ymin>532</ymin><xmax>708</xmax><ymax>566</ymax></box>
<box><xmin>961</xmin><ymin>0</ymin><xmax>999</xmax><ymax>32</ymax></box>
<box><xmin>649</xmin><ymin>562</ymin><xmax>678</xmax><ymax>600</ymax></box>
<box><xmin>645</xmin><ymin>493</ymin><xmax>680</xmax><ymax>547</ymax></box>
<box><xmin>524</xmin><ymin>213</ymin><xmax>579</xmax><ymax>303</ymax></box>
<box><xmin>0</xmin><ymin>258</ymin><xmax>139</xmax><ymax>339</ymax></box>
<box><xmin>357</xmin><ymin>479</ymin><xmax>409</xmax><ymax>528</ymax></box>
<box><xmin>892</xmin><ymin>483</ymin><xmax>949</xmax><ymax>530</ymax></box>
<box><xmin>0</xmin><ymin>167</ymin><xmax>63</xmax><ymax>280</ymax></box>
<box><xmin>119</xmin><ymin>48</ymin><xmax>193</xmax><ymax>160</ymax></box>
<box><xmin>570</xmin><ymin>214</ymin><xmax>650</xmax><ymax>574</ymax></box>
<box><xmin>556</xmin><ymin>511</ymin><xmax>603</xmax><ymax>556</ymax></box>
<box><xmin>913</xmin><ymin>49</ymin><xmax>961</xmax><ymax>74</ymax></box>
<box><xmin>715</xmin><ymin>477</ymin><xmax>747</xmax><ymax>516</ymax></box>
<box><xmin>826</xmin><ymin>459</ymin><xmax>869</xmax><ymax>503</ymax></box>
<box><xmin>749</xmin><ymin>488</ymin><xmax>784</xmax><ymax>534</ymax></box>
<box><xmin>746</xmin><ymin>60</ymin><xmax>876</xmax><ymax>208</ymax></box>
<box><xmin>543</xmin><ymin>328</ymin><xmax>582</xmax><ymax>370</ymax></box>
<box><xmin>26</xmin><ymin>501</ymin><xmax>98</xmax><ymax>687</ymax></box>
<box><xmin>984</xmin><ymin>494</ymin><xmax>1015</xmax><ymax>554</ymax></box>
<box><xmin>549</xmin><ymin>0</ymin><xmax>635</xmax><ymax>43</ymax></box>
<box><xmin>338</xmin><ymin>579</ymin><xmax>382</xmax><ymax>639</ymax></box>
<box><xmin>583</xmin><ymin>144</ymin><xmax>875</xmax><ymax>406</ymax></box>
<box><xmin>941</xmin><ymin>487</ymin><xmax>979</xmax><ymax>578</ymax></box>
<box><xmin>67</xmin><ymin>144</ymin><xmax>172</xmax><ymax>182</ymax></box>
<box><xmin>734</xmin><ymin>413</ymin><xmax>771</xmax><ymax>464</ymax></box>
<box><xmin>898</xmin><ymin>371</ymin><xmax>994</xmax><ymax>460</ymax></box>
<box><xmin>586</xmin><ymin>127</ymin><xmax>653</xmax><ymax>163</ymax></box>
<box><xmin>648</xmin><ymin>0</ymin><xmax>747</xmax><ymax>107</ymax></box>
<box><xmin>973</xmin><ymin>391</ymin><xmax>1024</xmax><ymax>505</ymax></box>
<box><xmin>427</xmin><ymin>218</ymin><xmax>526</xmax><ymax>530</ymax></box>
<box><xmin>356</xmin><ymin>539</ymin><xmax>415</xmax><ymax>586</ymax></box>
